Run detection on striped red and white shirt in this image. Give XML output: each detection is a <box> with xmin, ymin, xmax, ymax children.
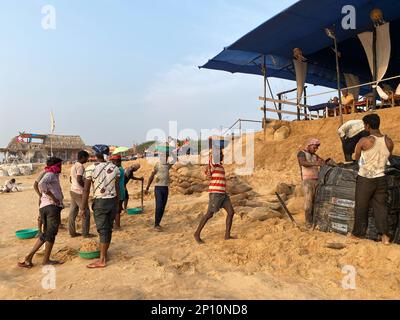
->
<box><xmin>205</xmin><ymin>160</ymin><xmax>226</xmax><ymax>194</ymax></box>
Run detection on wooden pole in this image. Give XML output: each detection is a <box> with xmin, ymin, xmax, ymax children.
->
<box><xmin>372</xmin><ymin>26</ymin><xmax>377</xmax><ymax>110</ymax></box>
<box><xmin>141</xmin><ymin>179</ymin><xmax>144</xmax><ymax>210</ymax></box>
<box><xmin>303</xmin><ymin>86</ymin><xmax>308</xmax><ymax>120</ymax></box>
<box><xmin>262</xmin><ymin>56</ymin><xmax>267</xmax><ymax>129</ymax></box>
<box><xmin>333</xmin><ymin>30</ymin><xmax>343</xmax><ymax>124</ymax></box>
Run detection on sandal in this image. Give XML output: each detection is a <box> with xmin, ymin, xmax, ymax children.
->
<box><xmin>17</xmin><ymin>261</ymin><xmax>33</xmax><ymax>269</ymax></box>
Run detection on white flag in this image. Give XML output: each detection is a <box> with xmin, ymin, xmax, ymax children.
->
<box><xmin>50</xmin><ymin>111</ymin><xmax>55</xmax><ymax>133</ymax></box>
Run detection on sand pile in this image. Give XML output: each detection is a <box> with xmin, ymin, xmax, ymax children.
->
<box><xmin>3</xmin><ymin>108</ymin><xmax>400</xmax><ymax>300</ymax></box>
<box><xmin>53</xmin><ymin>246</ymin><xmax>78</xmax><ymax>262</ymax></box>
<box><xmin>80</xmin><ymin>240</ymin><xmax>99</xmax><ymax>252</ymax></box>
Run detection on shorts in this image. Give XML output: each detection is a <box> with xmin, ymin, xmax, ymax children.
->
<box><xmin>39</xmin><ymin>205</ymin><xmax>62</xmax><ymax>243</ymax></box>
<box><xmin>207</xmin><ymin>193</ymin><xmax>231</xmax><ymax>215</ymax></box>
<box><xmin>92</xmin><ymin>198</ymin><xmax>118</xmax><ymax>243</ymax></box>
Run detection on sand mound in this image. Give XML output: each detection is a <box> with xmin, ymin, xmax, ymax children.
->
<box><xmin>53</xmin><ymin>246</ymin><xmax>78</xmax><ymax>262</ymax></box>
<box><xmin>80</xmin><ymin>240</ymin><xmax>99</xmax><ymax>252</ymax></box>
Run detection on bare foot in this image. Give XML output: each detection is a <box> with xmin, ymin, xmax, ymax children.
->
<box><xmin>347</xmin><ymin>233</ymin><xmax>361</xmax><ymax>241</ymax></box>
<box><xmin>83</xmin><ymin>233</ymin><xmax>97</xmax><ymax>239</ymax></box>
<box><xmin>87</xmin><ymin>260</ymin><xmax>106</xmax><ymax>269</ymax></box>
<box><xmin>194</xmin><ymin>234</ymin><xmax>204</xmax><ymax>244</ymax></box>
<box><xmin>382</xmin><ymin>235</ymin><xmax>390</xmax><ymax>245</ymax></box>
<box><xmin>154</xmin><ymin>226</ymin><xmax>163</xmax><ymax>232</ymax></box>
<box><xmin>42</xmin><ymin>260</ymin><xmax>64</xmax><ymax>266</ymax></box>
<box><xmin>224</xmin><ymin>235</ymin><xmax>237</xmax><ymax>240</ymax></box>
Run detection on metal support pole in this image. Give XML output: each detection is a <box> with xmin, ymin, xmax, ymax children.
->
<box><xmin>278</xmin><ymin>93</ymin><xmax>282</xmax><ymax>118</ymax></box>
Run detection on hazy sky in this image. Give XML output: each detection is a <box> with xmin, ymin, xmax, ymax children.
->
<box><xmin>0</xmin><ymin>0</ymin><xmax>327</xmax><ymax>148</ymax></box>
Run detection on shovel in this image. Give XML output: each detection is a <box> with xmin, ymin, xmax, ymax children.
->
<box><xmin>127</xmin><ymin>180</ymin><xmax>144</xmax><ymax>215</ymax></box>
<box><xmin>141</xmin><ymin>178</ymin><xmax>144</xmax><ymax>211</ymax></box>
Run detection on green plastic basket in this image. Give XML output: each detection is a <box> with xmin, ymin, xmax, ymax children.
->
<box><xmin>127</xmin><ymin>208</ymin><xmax>143</xmax><ymax>215</ymax></box>
<box><xmin>79</xmin><ymin>250</ymin><xmax>100</xmax><ymax>259</ymax></box>
<box><xmin>16</xmin><ymin>228</ymin><xmax>39</xmax><ymax>239</ymax></box>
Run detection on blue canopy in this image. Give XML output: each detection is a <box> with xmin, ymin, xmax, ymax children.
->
<box><xmin>200</xmin><ymin>0</ymin><xmax>400</xmax><ymax>93</ymax></box>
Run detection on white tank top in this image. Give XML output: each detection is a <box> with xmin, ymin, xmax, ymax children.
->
<box><xmin>358</xmin><ymin>135</ymin><xmax>390</xmax><ymax>178</ymax></box>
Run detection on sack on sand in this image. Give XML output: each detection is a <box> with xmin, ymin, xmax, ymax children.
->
<box><xmin>274</xmin><ymin>126</ymin><xmax>290</xmax><ymax>141</ymax></box>
<box><xmin>190</xmin><ymin>184</ymin><xmax>207</xmax><ymax>193</ymax></box>
<box><xmin>275</xmin><ymin>183</ymin><xmax>293</xmax><ymax>196</ymax></box>
<box><xmin>226</xmin><ymin>177</ymin><xmax>252</xmax><ymax>195</ymax></box>
<box><xmin>8</xmin><ymin>166</ymin><xmax>21</xmax><ymax>176</ymax></box>
<box><xmin>179</xmin><ymin>181</ymin><xmax>191</xmax><ymax>189</ymax></box>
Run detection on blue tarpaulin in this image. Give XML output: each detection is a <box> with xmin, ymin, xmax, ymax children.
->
<box><xmin>200</xmin><ymin>0</ymin><xmax>400</xmax><ymax>93</ymax></box>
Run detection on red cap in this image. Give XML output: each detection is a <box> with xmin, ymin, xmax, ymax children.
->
<box><xmin>109</xmin><ymin>155</ymin><xmax>122</xmax><ymax>160</ymax></box>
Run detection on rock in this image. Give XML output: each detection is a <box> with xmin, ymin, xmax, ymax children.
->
<box><xmin>285</xmin><ymin>196</ymin><xmax>304</xmax><ymax>215</ymax></box>
<box><xmin>275</xmin><ymin>182</ymin><xmax>293</xmax><ymax>196</ymax></box>
<box><xmin>273</xmin><ymin>126</ymin><xmax>290</xmax><ymax>141</ymax></box>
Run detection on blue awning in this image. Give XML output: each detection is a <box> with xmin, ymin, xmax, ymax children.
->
<box><xmin>200</xmin><ymin>0</ymin><xmax>400</xmax><ymax>93</ymax></box>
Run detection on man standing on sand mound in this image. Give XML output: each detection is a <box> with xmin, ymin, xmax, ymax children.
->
<box><xmin>194</xmin><ymin>149</ymin><xmax>236</xmax><ymax>244</ymax></box>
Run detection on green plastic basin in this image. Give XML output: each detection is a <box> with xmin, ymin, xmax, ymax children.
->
<box><xmin>79</xmin><ymin>251</ymin><xmax>100</xmax><ymax>259</ymax></box>
<box><xmin>16</xmin><ymin>228</ymin><xmax>39</xmax><ymax>239</ymax></box>
<box><xmin>127</xmin><ymin>208</ymin><xmax>143</xmax><ymax>215</ymax></box>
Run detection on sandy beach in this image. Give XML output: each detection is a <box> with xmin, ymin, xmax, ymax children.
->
<box><xmin>1</xmin><ymin>108</ymin><xmax>400</xmax><ymax>300</ymax></box>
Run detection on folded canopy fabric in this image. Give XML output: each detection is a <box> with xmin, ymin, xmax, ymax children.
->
<box><xmin>201</xmin><ymin>0</ymin><xmax>400</xmax><ymax>93</ymax></box>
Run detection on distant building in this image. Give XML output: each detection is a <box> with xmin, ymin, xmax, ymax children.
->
<box><xmin>0</xmin><ymin>133</ymin><xmax>87</xmax><ymax>163</ymax></box>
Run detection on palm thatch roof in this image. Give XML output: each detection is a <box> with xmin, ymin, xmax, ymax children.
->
<box><xmin>6</xmin><ymin>134</ymin><xmax>86</xmax><ymax>152</ymax></box>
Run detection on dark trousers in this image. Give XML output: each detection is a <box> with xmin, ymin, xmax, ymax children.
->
<box><xmin>92</xmin><ymin>198</ymin><xmax>117</xmax><ymax>244</ymax></box>
<box><xmin>39</xmin><ymin>205</ymin><xmax>62</xmax><ymax>243</ymax></box>
<box><xmin>352</xmin><ymin>175</ymin><xmax>388</xmax><ymax>237</ymax></box>
<box><xmin>155</xmin><ymin>186</ymin><xmax>169</xmax><ymax>227</ymax></box>
<box><xmin>341</xmin><ymin>131</ymin><xmax>369</xmax><ymax>162</ymax></box>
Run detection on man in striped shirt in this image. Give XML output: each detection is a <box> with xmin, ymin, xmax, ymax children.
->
<box><xmin>194</xmin><ymin>149</ymin><xmax>235</xmax><ymax>244</ymax></box>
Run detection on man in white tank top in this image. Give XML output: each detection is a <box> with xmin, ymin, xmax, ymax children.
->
<box><xmin>350</xmin><ymin>114</ymin><xmax>394</xmax><ymax>244</ymax></box>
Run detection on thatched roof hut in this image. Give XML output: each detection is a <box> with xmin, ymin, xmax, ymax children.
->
<box><xmin>2</xmin><ymin>133</ymin><xmax>87</xmax><ymax>163</ymax></box>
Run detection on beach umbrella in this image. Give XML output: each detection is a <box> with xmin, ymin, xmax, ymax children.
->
<box><xmin>112</xmin><ymin>146</ymin><xmax>130</xmax><ymax>155</ymax></box>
